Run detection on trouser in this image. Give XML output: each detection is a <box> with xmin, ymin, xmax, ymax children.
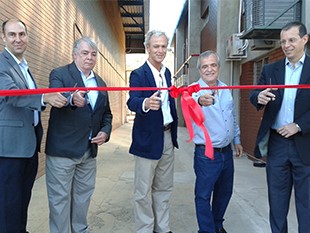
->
<box><xmin>267</xmin><ymin>131</ymin><xmax>310</xmax><ymax>233</ymax></box>
<box><xmin>134</xmin><ymin>130</ymin><xmax>174</xmax><ymax>233</ymax></box>
<box><xmin>194</xmin><ymin>145</ymin><xmax>234</xmax><ymax>233</ymax></box>
<box><xmin>46</xmin><ymin>148</ymin><xmax>96</xmax><ymax>233</ymax></box>
<box><xmin>0</xmin><ymin>153</ymin><xmax>38</xmax><ymax>233</ymax></box>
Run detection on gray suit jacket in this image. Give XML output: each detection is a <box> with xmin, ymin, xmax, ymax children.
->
<box><xmin>0</xmin><ymin>49</ymin><xmax>43</xmax><ymax>158</ymax></box>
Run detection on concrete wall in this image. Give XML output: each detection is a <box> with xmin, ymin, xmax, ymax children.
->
<box><xmin>0</xmin><ymin>0</ymin><xmax>126</xmax><ymax>177</ymax></box>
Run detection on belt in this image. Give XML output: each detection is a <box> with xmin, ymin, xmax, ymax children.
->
<box><xmin>270</xmin><ymin>129</ymin><xmax>278</xmax><ymax>134</ymax></box>
<box><xmin>270</xmin><ymin>128</ymin><xmax>294</xmax><ymax>139</ymax></box>
<box><xmin>164</xmin><ymin>124</ymin><xmax>171</xmax><ymax>131</ymax></box>
<box><xmin>195</xmin><ymin>144</ymin><xmax>231</xmax><ymax>153</ymax></box>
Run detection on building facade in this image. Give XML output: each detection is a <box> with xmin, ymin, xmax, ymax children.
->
<box><xmin>0</xmin><ymin>0</ymin><xmax>149</xmax><ymax>177</ymax></box>
<box><xmin>173</xmin><ymin>0</ymin><xmax>310</xmax><ymax>157</ymax></box>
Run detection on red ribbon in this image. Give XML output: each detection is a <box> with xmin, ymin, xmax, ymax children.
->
<box><xmin>4</xmin><ymin>83</ymin><xmax>310</xmax><ymax>160</ymax></box>
<box><xmin>170</xmin><ymin>84</ymin><xmax>214</xmax><ymax>159</ymax></box>
<box><xmin>2</xmin><ymin>84</ymin><xmax>310</xmax><ymax>97</ymax></box>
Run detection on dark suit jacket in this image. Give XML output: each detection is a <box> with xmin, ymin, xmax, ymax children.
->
<box><xmin>0</xmin><ymin>49</ymin><xmax>43</xmax><ymax>158</ymax></box>
<box><xmin>127</xmin><ymin>62</ymin><xmax>178</xmax><ymax>160</ymax></box>
<box><xmin>45</xmin><ymin>62</ymin><xmax>113</xmax><ymax>158</ymax></box>
<box><xmin>250</xmin><ymin>55</ymin><xmax>310</xmax><ymax>165</ymax></box>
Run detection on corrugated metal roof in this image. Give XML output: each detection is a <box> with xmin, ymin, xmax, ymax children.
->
<box><xmin>118</xmin><ymin>0</ymin><xmax>149</xmax><ymax>53</ymax></box>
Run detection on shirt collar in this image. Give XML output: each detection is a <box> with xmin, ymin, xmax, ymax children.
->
<box><xmin>146</xmin><ymin>60</ymin><xmax>166</xmax><ymax>77</ymax></box>
<box><xmin>5</xmin><ymin>47</ymin><xmax>27</xmax><ymax>66</ymax></box>
<box><xmin>285</xmin><ymin>53</ymin><xmax>305</xmax><ymax>67</ymax></box>
<box><xmin>75</xmin><ymin>64</ymin><xmax>95</xmax><ymax>80</ymax></box>
<box><xmin>198</xmin><ymin>78</ymin><xmax>223</xmax><ymax>87</ymax></box>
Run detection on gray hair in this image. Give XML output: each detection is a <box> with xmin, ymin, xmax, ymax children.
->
<box><xmin>197</xmin><ymin>50</ymin><xmax>221</xmax><ymax>69</ymax></box>
<box><xmin>73</xmin><ymin>36</ymin><xmax>98</xmax><ymax>55</ymax></box>
<box><xmin>144</xmin><ymin>30</ymin><xmax>169</xmax><ymax>47</ymax></box>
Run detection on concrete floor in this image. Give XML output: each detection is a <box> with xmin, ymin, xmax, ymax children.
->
<box><xmin>27</xmin><ymin>123</ymin><xmax>298</xmax><ymax>233</ymax></box>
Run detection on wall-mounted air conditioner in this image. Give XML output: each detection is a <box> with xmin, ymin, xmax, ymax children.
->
<box><xmin>226</xmin><ymin>33</ymin><xmax>247</xmax><ymax>60</ymax></box>
<box><xmin>251</xmin><ymin>39</ymin><xmax>275</xmax><ymax>50</ymax></box>
<box><xmin>242</xmin><ymin>0</ymin><xmax>302</xmax><ymax>39</ymax></box>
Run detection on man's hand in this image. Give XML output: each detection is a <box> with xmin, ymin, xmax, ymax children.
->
<box><xmin>257</xmin><ymin>88</ymin><xmax>278</xmax><ymax>105</ymax></box>
<box><xmin>145</xmin><ymin>91</ymin><xmax>161</xmax><ymax>110</ymax></box>
<box><xmin>234</xmin><ymin>144</ymin><xmax>243</xmax><ymax>158</ymax></box>
<box><xmin>72</xmin><ymin>90</ymin><xmax>89</xmax><ymax>107</ymax></box>
<box><xmin>198</xmin><ymin>92</ymin><xmax>216</xmax><ymax>106</ymax></box>
<box><xmin>91</xmin><ymin>131</ymin><xmax>108</xmax><ymax>145</ymax></box>
<box><xmin>43</xmin><ymin>93</ymin><xmax>67</xmax><ymax>108</ymax></box>
<box><xmin>277</xmin><ymin>123</ymin><xmax>300</xmax><ymax>138</ymax></box>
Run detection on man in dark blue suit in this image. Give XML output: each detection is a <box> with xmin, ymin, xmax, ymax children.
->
<box><xmin>250</xmin><ymin>21</ymin><xmax>310</xmax><ymax>233</ymax></box>
<box><xmin>127</xmin><ymin>30</ymin><xmax>178</xmax><ymax>233</ymax></box>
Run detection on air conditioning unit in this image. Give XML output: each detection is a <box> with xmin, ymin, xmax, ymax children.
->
<box><xmin>251</xmin><ymin>39</ymin><xmax>275</xmax><ymax>50</ymax></box>
<box><xmin>226</xmin><ymin>33</ymin><xmax>247</xmax><ymax>60</ymax></box>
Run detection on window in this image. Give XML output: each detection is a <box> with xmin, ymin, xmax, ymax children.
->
<box><xmin>254</xmin><ymin>57</ymin><xmax>269</xmax><ymax>84</ymax></box>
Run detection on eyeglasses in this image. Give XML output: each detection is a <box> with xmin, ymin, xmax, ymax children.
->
<box><xmin>279</xmin><ymin>37</ymin><xmax>301</xmax><ymax>46</ymax></box>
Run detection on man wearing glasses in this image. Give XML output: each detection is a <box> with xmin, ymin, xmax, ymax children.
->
<box><xmin>250</xmin><ymin>21</ymin><xmax>310</xmax><ymax>233</ymax></box>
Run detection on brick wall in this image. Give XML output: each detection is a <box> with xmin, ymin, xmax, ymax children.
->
<box><xmin>240</xmin><ymin>48</ymin><xmax>285</xmax><ymax>157</ymax></box>
<box><xmin>0</xmin><ymin>0</ymin><xmax>126</xmax><ymax>177</ymax></box>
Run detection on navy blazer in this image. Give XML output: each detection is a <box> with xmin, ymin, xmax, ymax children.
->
<box><xmin>45</xmin><ymin>62</ymin><xmax>113</xmax><ymax>158</ymax></box>
<box><xmin>127</xmin><ymin>62</ymin><xmax>178</xmax><ymax>160</ymax></box>
<box><xmin>250</xmin><ymin>55</ymin><xmax>310</xmax><ymax>165</ymax></box>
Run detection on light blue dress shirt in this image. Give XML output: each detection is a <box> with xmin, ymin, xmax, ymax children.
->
<box><xmin>78</xmin><ymin>69</ymin><xmax>98</xmax><ymax>110</ymax></box>
<box><xmin>272</xmin><ymin>55</ymin><xmax>305</xmax><ymax>129</ymax></box>
<box><xmin>191</xmin><ymin>78</ymin><xmax>241</xmax><ymax>148</ymax></box>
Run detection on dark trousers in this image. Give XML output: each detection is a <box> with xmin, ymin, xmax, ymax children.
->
<box><xmin>0</xmin><ymin>153</ymin><xmax>38</xmax><ymax>233</ymax></box>
<box><xmin>194</xmin><ymin>146</ymin><xmax>234</xmax><ymax>233</ymax></box>
<box><xmin>267</xmin><ymin>131</ymin><xmax>310</xmax><ymax>233</ymax></box>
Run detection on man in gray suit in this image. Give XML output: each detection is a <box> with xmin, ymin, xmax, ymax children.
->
<box><xmin>45</xmin><ymin>36</ymin><xmax>113</xmax><ymax>233</ymax></box>
<box><xmin>0</xmin><ymin>19</ymin><xmax>67</xmax><ymax>233</ymax></box>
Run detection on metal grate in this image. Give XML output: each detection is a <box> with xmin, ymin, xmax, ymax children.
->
<box><xmin>242</xmin><ymin>0</ymin><xmax>302</xmax><ymax>39</ymax></box>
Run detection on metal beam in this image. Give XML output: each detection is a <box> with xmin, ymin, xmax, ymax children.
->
<box><xmin>121</xmin><ymin>12</ymin><xmax>143</xmax><ymax>17</ymax></box>
<box><xmin>123</xmin><ymin>23</ymin><xmax>143</xmax><ymax>28</ymax></box>
<box><xmin>119</xmin><ymin>0</ymin><xmax>143</xmax><ymax>6</ymax></box>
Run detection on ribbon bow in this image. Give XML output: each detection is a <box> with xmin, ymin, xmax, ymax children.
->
<box><xmin>170</xmin><ymin>84</ymin><xmax>214</xmax><ymax>159</ymax></box>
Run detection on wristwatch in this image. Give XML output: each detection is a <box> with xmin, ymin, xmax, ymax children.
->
<box><xmin>295</xmin><ymin>123</ymin><xmax>301</xmax><ymax>132</ymax></box>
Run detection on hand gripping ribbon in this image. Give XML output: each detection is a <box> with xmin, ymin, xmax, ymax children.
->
<box><xmin>170</xmin><ymin>84</ymin><xmax>214</xmax><ymax>159</ymax></box>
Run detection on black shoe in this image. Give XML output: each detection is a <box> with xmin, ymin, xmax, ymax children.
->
<box><xmin>253</xmin><ymin>160</ymin><xmax>266</xmax><ymax>167</ymax></box>
<box><xmin>215</xmin><ymin>227</ymin><xmax>227</xmax><ymax>233</ymax></box>
<box><xmin>153</xmin><ymin>231</ymin><xmax>173</xmax><ymax>233</ymax></box>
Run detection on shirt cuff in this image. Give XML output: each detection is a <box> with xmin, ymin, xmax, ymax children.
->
<box><xmin>142</xmin><ymin>98</ymin><xmax>150</xmax><ymax>113</ymax></box>
<box><xmin>41</xmin><ymin>94</ymin><xmax>46</xmax><ymax>106</ymax></box>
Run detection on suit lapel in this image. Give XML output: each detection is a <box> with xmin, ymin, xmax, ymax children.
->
<box><xmin>91</xmin><ymin>75</ymin><xmax>105</xmax><ymax>111</ymax></box>
<box><xmin>3</xmin><ymin>49</ymin><xmax>29</xmax><ymax>88</ymax></box>
<box><xmin>69</xmin><ymin>62</ymin><xmax>85</xmax><ymax>87</ymax></box>
<box><xmin>297</xmin><ymin>55</ymin><xmax>310</xmax><ymax>95</ymax></box>
<box><xmin>144</xmin><ymin>62</ymin><xmax>157</xmax><ymax>87</ymax></box>
<box><xmin>273</xmin><ymin>59</ymin><xmax>286</xmax><ymax>99</ymax></box>
<box><xmin>164</xmin><ymin>69</ymin><xmax>171</xmax><ymax>87</ymax></box>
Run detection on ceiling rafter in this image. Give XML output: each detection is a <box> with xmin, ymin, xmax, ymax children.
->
<box><xmin>118</xmin><ymin>0</ymin><xmax>148</xmax><ymax>53</ymax></box>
